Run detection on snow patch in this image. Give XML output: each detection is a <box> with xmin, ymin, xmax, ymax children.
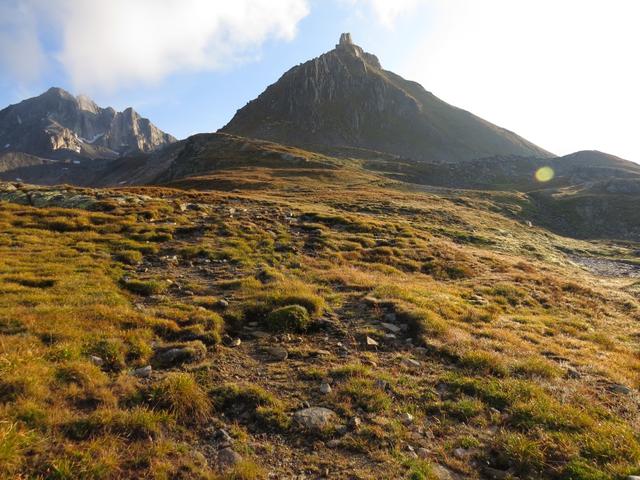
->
<box><xmin>4</xmin><ymin>144</ymin><xmax>10</xmax><ymax>149</ymax></box>
<box><xmin>72</xmin><ymin>160</ymin><xmax>81</xmax><ymax>165</ymax></box>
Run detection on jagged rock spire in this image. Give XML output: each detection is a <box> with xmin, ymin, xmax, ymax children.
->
<box><xmin>338</xmin><ymin>33</ymin><xmax>353</xmax><ymax>47</ymax></box>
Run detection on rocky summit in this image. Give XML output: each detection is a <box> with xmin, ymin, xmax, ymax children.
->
<box><xmin>0</xmin><ymin>87</ymin><xmax>175</xmax><ymax>163</ymax></box>
<box><xmin>222</xmin><ymin>33</ymin><xmax>552</xmax><ymax>163</ymax></box>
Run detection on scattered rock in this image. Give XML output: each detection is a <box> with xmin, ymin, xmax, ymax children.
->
<box><xmin>212</xmin><ymin>429</ymin><xmax>233</xmax><ymax>448</ymax></box>
<box><xmin>131</xmin><ymin>365</ymin><xmax>152</xmax><ymax>378</ymax></box>
<box><xmin>264</xmin><ymin>346</ymin><xmax>288</xmax><ymax>362</ymax></box>
<box><xmin>90</xmin><ymin>355</ymin><xmax>104</xmax><ymax>366</ymax></box>
<box><xmin>153</xmin><ymin>341</ymin><xmax>206</xmax><ymax>368</ymax></box>
<box><xmin>482</xmin><ymin>466</ymin><xmax>512</xmax><ymax>480</ymax></box>
<box><xmin>320</xmin><ymin>382</ymin><xmax>332</xmax><ymax>394</ymax></box>
<box><xmin>417</xmin><ymin>447</ymin><xmax>430</xmax><ymax>459</ymax></box>
<box><xmin>402</xmin><ymin>358</ymin><xmax>421</xmax><ymax>368</ymax></box>
<box><xmin>349</xmin><ymin>416</ymin><xmax>362</xmax><ymax>430</ymax></box>
<box><xmin>365</xmin><ymin>336</ymin><xmax>379</xmax><ymax>347</ymax></box>
<box><xmin>384</xmin><ymin>312</ymin><xmax>397</xmax><ymax>322</ymax></box>
<box><xmin>432</xmin><ymin>464</ymin><xmax>455</xmax><ymax>480</ymax></box>
<box><xmin>565</xmin><ymin>367</ymin><xmax>581</xmax><ymax>379</ymax></box>
<box><xmin>610</xmin><ymin>383</ymin><xmax>632</xmax><ymax>395</ymax></box>
<box><xmin>381</xmin><ymin>322</ymin><xmax>401</xmax><ymax>333</ymax></box>
<box><xmin>216</xmin><ymin>299</ymin><xmax>229</xmax><ymax>309</ymax></box>
<box><xmin>217</xmin><ymin>447</ymin><xmax>242</xmax><ymax>469</ymax></box>
<box><xmin>294</xmin><ymin>407</ymin><xmax>338</xmax><ymax>432</ymax></box>
<box><xmin>401</xmin><ymin>412</ymin><xmax>414</xmax><ymax>425</ymax></box>
<box><xmin>453</xmin><ymin>447</ymin><xmax>471</xmax><ymax>459</ymax></box>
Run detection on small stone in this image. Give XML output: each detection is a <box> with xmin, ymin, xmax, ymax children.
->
<box><xmin>293</xmin><ymin>407</ymin><xmax>338</xmax><ymax>432</ymax></box>
<box><xmin>365</xmin><ymin>336</ymin><xmax>379</xmax><ymax>347</ymax></box>
<box><xmin>401</xmin><ymin>412</ymin><xmax>414</xmax><ymax>425</ymax></box>
<box><xmin>320</xmin><ymin>382</ymin><xmax>332</xmax><ymax>394</ymax></box>
<box><xmin>375</xmin><ymin>379</ymin><xmax>389</xmax><ymax>390</ymax></box>
<box><xmin>216</xmin><ymin>299</ymin><xmax>229</xmax><ymax>309</ymax></box>
<box><xmin>327</xmin><ymin>439</ymin><xmax>341</xmax><ymax>448</ymax></box>
<box><xmin>566</xmin><ymin>367</ymin><xmax>581</xmax><ymax>379</ymax></box>
<box><xmin>217</xmin><ymin>447</ymin><xmax>242</xmax><ymax>469</ymax></box>
<box><xmin>229</xmin><ymin>338</ymin><xmax>242</xmax><ymax>347</ymax></box>
<box><xmin>264</xmin><ymin>346</ymin><xmax>288</xmax><ymax>362</ymax></box>
<box><xmin>381</xmin><ymin>322</ymin><xmax>401</xmax><ymax>333</ymax></box>
<box><xmin>349</xmin><ymin>416</ymin><xmax>362</xmax><ymax>429</ymax></box>
<box><xmin>453</xmin><ymin>447</ymin><xmax>469</xmax><ymax>459</ymax></box>
<box><xmin>213</xmin><ymin>429</ymin><xmax>233</xmax><ymax>447</ymax></box>
<box><xmin>610</xmin><ymin>384</ymin><xmax>632</xmax><ymax>394</ymax></box>
<box><xmin>432</xmin><ymin>465</ymin><xmax>455</xmax><ymax>480</ymax></box>
<box><xmin>417</xmin><ymin>448</ymin><xmax>430</xmax><ymax>459</ymax></box>
<box><xmin>626</xmin><ymin>476</ymin><xmax>640</xmax><ymax>480</ymax></box>
<box><xmin>384</xmin><ymin>312</ymin><xmax>397</xmax><ymax>322</ymax></box>
<box><xmin>402</xmin><ymin>358</ymin><xmax>421</xmax><ymax>368</ymax></box>
<box><xmin>90</xmin><ymin>355</ymin><xmax>104</xmax><ymax>366</ymax></box>
<box><xmin>131</xmin><ymin>365</ymin><xmax>152</xmax><ymax>378</ymax></box>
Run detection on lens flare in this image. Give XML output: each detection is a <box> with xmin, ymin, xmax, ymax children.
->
<box><xmin>535</xmin><ymin>166</ymin><xmax>555</xmax><ymax>182</ymax></box>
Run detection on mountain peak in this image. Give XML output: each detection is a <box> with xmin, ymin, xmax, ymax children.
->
<box><xmin>0</xmin><ymin>89</ymin><xmax>176</xmax><ymax>161</ymax></box>
<box><xmin>222</xmin><ymin>35</ymin><xmax>551</xmax><ymax>162</ymax></box>
<box><xmin>337</xmin><ymin>32</ymin><xmax>353</xmax><ymax>47</ymax></box>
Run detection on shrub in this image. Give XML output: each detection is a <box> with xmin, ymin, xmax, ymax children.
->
<box><xmin>264</xmin><ymin>305</ymin><xmax>310</xmax><ymax>332</ymax></box>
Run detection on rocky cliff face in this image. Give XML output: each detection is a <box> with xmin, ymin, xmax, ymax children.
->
<box><xmin>0</xmin><ymin>87</ymin><xmax>176</xmax><ymax>161</ymax></box>
<box><xmin>222</xmin><ymin>33</ymin><xmax>552</xmax><ymax>163</ymax></box>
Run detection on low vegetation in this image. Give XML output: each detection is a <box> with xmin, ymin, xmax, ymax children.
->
<box><xmin>1</xmin><ymin>176</ymin><xmax>639</xmax><ymax>479</ymax></box>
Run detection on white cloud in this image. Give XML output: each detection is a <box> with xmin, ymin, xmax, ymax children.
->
<box><xmin>0</xmin><ymin>1</ymin><xmax>46</xmax><ymax>83</ymax></box>
<box><xmin>348</xmin><ymin>0</ymin><xmax>425</xmax><ymax>27</ymax></box>
<box><xmin>5</xmin><ymin>0</ymin><xmax>309</xmax><ymax>91</ymax></box>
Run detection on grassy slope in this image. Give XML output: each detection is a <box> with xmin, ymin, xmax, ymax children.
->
<box><xmin>0</xmin><ymin>172</ymin><xmax>639</xmax><ymax>479</ymax></box>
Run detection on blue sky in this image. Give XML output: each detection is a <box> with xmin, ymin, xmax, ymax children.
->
<box><xmin>1</xmin><ymin>0</ymin><xmax>639</xmax><ymax>161</ymax></box>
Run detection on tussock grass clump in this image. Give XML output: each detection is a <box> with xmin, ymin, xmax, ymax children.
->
<box><xmin>264</xmin><ymin>305</ymin><xmax>310</xmax><ymax>332</ymax></box>
<box><xmin>83</xmin><ymin>337</ymin><xmax>126</xmax><ymax>372</ymax></box>
<box><xmin>149</xmin><ymin>373</ymin><xmax>211</xmax><ymax>424</ymax></box>
<box><xmin>121</xmin><ymin>277</ymin><xmax>167</xmax><ymax>296</ymax></box>
<box><xmin>114</xmin><ymin>250</ymin><xmax>143</xmax><ymax>265</ymax></box>
<box><xmin>5</xmin><ymin>275</ymin><xmax>56</xmax><ymax>288</ymax></box>
<box><xmin>211</xmin><ymin>383</ymin><xmax>290</xmax><ymax>431</ymax></box>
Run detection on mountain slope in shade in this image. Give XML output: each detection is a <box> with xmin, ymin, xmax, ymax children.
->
<box><xmin>0</xmin><ymin>87</ymin><xmax>176</xmax><ymax>162</ymax></box>
<box><xmin>222</xmin><ymin>33</ymin><xmax>553</xmax><ymax>163</ymax></box>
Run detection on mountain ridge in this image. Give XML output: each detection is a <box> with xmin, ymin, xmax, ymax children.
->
<box><xmin>222</xmin><ymin>33</ymin><xmax>553</xmax><ymax>163</ymax></box>
<box><xmin>0</xmin><ymin>87</ymin><xmax>176</xmax><ymax>164</ymax></box>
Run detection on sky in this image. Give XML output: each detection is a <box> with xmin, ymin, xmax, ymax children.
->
<box><xmin>0</xmin><ymin>0</ymin><xmax>638</xmax><ymax>162</ymax></box>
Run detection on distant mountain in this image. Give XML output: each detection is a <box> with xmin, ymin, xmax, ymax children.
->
<box><xmin>378</xmin><ymin>150</ymin><xmax>640</xmax><ymax>191</ymax></box>
<box><xmin>0</xmin><ymin>87</ymin><xmax>175</xmax><ymax>164</ymax></box>
<box><xmin>222</xmin><ymin>33</ymin><xmax>552</xmax><ymax>163</ymax></box>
